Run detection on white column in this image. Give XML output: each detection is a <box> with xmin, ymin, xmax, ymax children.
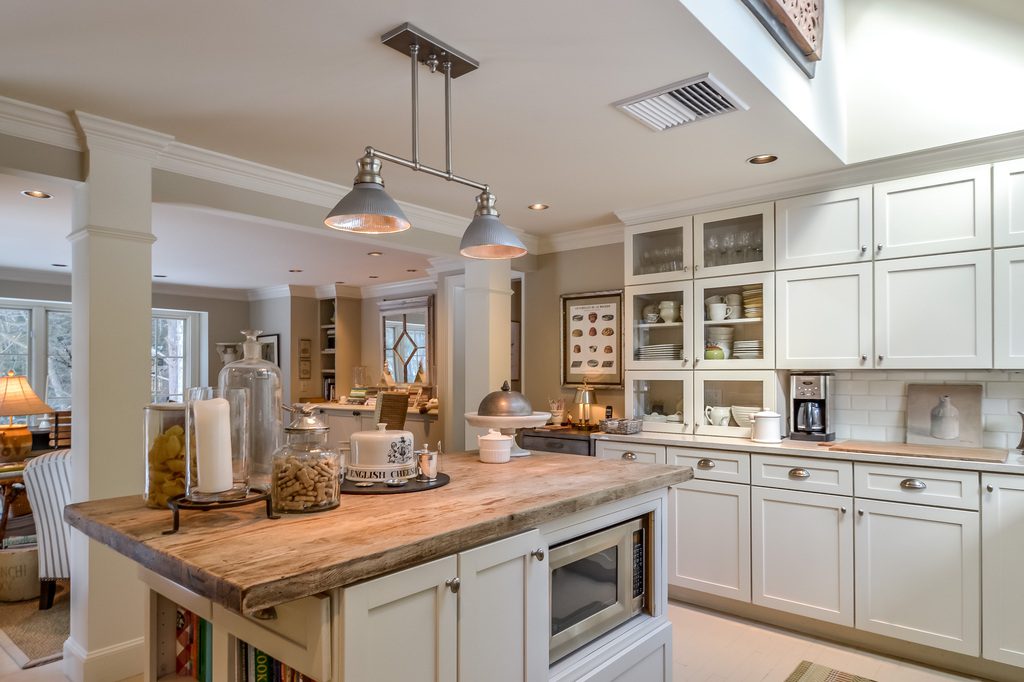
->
<box><xmin>463</xmin><ymin>259</ymin><xmax>512</xmax><ymax>445</ymax></box>
<box><xmin>65</xmin><ymin>113</ymin><xmax>172</xmax><ymax>682</ymax></box>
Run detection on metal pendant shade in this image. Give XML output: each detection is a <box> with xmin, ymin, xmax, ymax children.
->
<box><xmin>459</xmin><ymin>190</ymin><xmax>526</xmax><ymax>259</ymax></box>
<box><xmin>325</xmin><ymin>155</ymin><xmax>411</xmax><ymax>234</ymax></box>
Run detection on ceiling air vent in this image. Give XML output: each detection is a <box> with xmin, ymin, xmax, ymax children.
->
<box><xmin>613</xmin><ymin>73</ymin><xmax>747</xmax><ymax>132</ymax></box>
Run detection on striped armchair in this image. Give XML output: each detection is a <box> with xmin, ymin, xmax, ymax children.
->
<box><xmin>22</xmin><ymin>449</ymin><xmax>71</xmax><ymax>609</ymax></box>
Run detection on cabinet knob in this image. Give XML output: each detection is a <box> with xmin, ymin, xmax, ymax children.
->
<box><xmin>858</xmin><ymin>509</ymin><xmax>864</xmax><ymax>516</ymax></box>
<box><xmin>877</xmin><ymin>354</ymin><xmax>884</xmax><ymax>363</ymax></box>
<box><xmin>788</xmin><ymin>467</ymin><xmax>811</xmax><ymax>479</ymax></box>
<box><xmin>445</xmin><ymin>577</ymin><xmax>461</xmax><ymax>594</ymax></box>
<box><xmin>694</xmin><ymin>264</ymin><xmax>700</xmax><ymax>271</ymax></box>
<box><xmin>622</xmin><ymin>452</ymin><xmax>639</xmax><ymax>461</ymax></box>
<box><xmin>876</xmin><ymin>244</ymin><xmax>883</xmax><ymax>253</ymax></box>
<box><xmin>840</xmin><ymin>506</ymin><xmax>847</xmax><ymax>514</ymax></box>
<box><xmin>860</xmin><ymin>354</ymin><xmax>867</xmax><ymax>362</ymax></box>
<box><xmin>696</xmin><ymin>458</ymin><xmax>716</xmax><ymax>469</ymax></box>
<box><xmin>986</xmin><ymin>484</ymin><xmax>994</xmax><ymax>493</ymax></box>
<box><xmin>860</xmin><ymin>245</ymin><xmax>867</xmax><ymax>255</ymax></box>
<box><xmin>683</xmin><ymin>265</ymin><xmax>689</xmax><ymax>272</ymax></box>
<box><xmin>531</xmin><ymin>548</ymin><xmax>546</xmax><ymax>562</ymax></box>
<box><xmin>900</xmin><ymin>478</ymin><xmax>927</xmax><ymax>490</ymax></box>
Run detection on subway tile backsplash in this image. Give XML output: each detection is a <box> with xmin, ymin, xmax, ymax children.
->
<box><xmin>828</xmin><ymin>370</ymin><xmax>1024</xmax><ymax>448</ymax></box>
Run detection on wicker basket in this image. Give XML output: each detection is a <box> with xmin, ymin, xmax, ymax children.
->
<box><xmin>599</xmin><ymin>418</ymin><xmax>642</xmax><ymax>435</ymax></box>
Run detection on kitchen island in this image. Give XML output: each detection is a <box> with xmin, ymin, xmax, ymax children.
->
<box><xmin>66</xmin><ymin>452</ymin><xmax>692</xmax><ymax>682</ymax></box>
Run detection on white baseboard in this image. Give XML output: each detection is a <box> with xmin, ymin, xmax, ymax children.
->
<box><xmin>63</xmin><ymin>636</ymin><xmax>144</xmax><ymax>682</ymax></box>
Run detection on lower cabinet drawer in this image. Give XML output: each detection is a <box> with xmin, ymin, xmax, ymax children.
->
<box><xmin>520</xmin><ymin>434</ymin><xmax>591</xmax><ymax>456</ymax></box>
<box><xmin>213</xmin><ymin>594</ymin><xmax>332</xmax><ymax>682</ymax></box>
<box><xmin>668</xmin><ymin>448</ymin><xmax>750</xmax><ymax>483</ymax></box>
<box><xmin>854</xmin><ymin>463</ymin><xmax>979</xmax><ymax>510</ymax></box>
<box><xmin>751</xmin><ymin>454</ymin><xmax>853</xmax><ymax>495</ymax></box>
<box><xmin>595</xmin><ymin>440</ymin><xmax>665</xmax><ymax>464</ymax></box>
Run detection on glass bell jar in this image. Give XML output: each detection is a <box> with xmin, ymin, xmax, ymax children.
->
<box><xmin>271</xmin><ymin>405</ymin><xmax>341</xmax><ymax>513</ymax></box>
<box><xmin>218</xmin><ymin>329</ymin><xmax>283</xmax><ymax>489</ymax></box>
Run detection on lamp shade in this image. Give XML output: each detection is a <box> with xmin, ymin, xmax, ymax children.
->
<box><xmin>459</xmin><ymin>190</ymin><xmax>527</xmax><ymax>259</ymax></box>
<box><xmin>573</xmin><ymin>383</ymin><xmax>597</xmax><ymax>406</ymax></box>
<box><xmin>0</xmin><ymin>370</ymin><xmax>52</xmax><ymax>417</ymax></box>
<box><xmin>324</xmin><ymin>182</ymin><xmax>411</xmax><ymax>234</ymax></box>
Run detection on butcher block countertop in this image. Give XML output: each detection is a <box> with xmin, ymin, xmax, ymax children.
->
<box><xmin>65</xmin><ymin>452</ymin><xmax>691</xmax><ymax>616</ymax></box>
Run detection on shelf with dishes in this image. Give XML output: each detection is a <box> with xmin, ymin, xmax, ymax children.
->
<box><xmin>625</xmin><ymin>371</ymin><xmax>693</xmax><ymax>434</ymax></box>
<box><xmin>625</xmin><ymin>280</ymin><xmax>694</xmax><ymax>370</ymax></box>
<box><xmin>693</xmin><ymin>370</ymin><xmax>785</xmax><ymax>438</ymax></box>
<box><xmin>694</xmin><ymin>273</ymin><xmax>774</xmax><ymax>369</ymax></box>
<box><xmin>624</xmin><ymin>217</ymin><xmax>694</xmax><ymax>286</ymax></box>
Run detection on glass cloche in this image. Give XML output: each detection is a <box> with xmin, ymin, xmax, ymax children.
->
<box><xmin>218</xmin><ymin>329</ymin><xmax>283</xmax><ymax>490</ymax></box>
<box><xmin>271</xmin><ymin>405</ymin><xmax>340</xmax><ymax>513</ymax></box>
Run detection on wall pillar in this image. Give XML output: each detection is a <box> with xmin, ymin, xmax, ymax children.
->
<box><xmin>462</xmin><ymin>259</ymin><xmax>512</xmax><ymax>445</ymax></box>
<box><xmin>65</xmin><ymin>113</ymin><xmax>171</xmax><ymax>682</ymax></box>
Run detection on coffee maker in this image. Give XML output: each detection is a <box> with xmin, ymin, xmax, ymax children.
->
<box><xmin>790</xmin><ymin>373</ymin><xmax>835</xmax><ymax>442</ymax></box>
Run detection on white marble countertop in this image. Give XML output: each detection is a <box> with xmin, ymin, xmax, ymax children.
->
<box><xmin>318</xmin><ymin>402</ymin><xmax>439</xmax><ymax>417</ymax></box>
<box><xmin>592</xmin><ymin>431</ymin><xmax>1024</xmax><ymax>474</ymax></box>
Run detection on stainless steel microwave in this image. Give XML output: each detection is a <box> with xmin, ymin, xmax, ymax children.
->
<box><xmin>549</xmin><ymin>515</ymin><xmax>650</xmax><ymax>662</ymax></box>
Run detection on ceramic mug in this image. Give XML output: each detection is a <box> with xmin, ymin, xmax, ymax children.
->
<box><xmin>725</xmin><ymin>293</ymin><xmax>742</xmax><ymax>306</ymax></box>
<box><xmin>704</xmin><ymin>296</ymin><xmax>725</xmax><ymax>306</ymax></box>
<box><xmin>725</xmin><ymin>306</ymin><xmax>740</xmax><ymax>320</ymax></box>
<box><xmin>704</xmin><ymin>405</ymin><xmax>731</xmax><ymax>426</ymax></box>
<box><xmin>707</xmin><ymin>303</ymin><xmax>734</xmax><ymax>321</ymax></box>
<box><xmin>645</xmin><ymin>313</ymin><xmax>660</xmax><ymax>323</ymax></box>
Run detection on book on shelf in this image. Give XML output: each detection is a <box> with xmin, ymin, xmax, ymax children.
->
<box><xmin>173</xmin><ymin>607</ymin><xmax>213</xmax><ymax>681</ymax></box>
<box><xmin>243</xmin><ymin>641</ymin><xmax>317</xmax><ymax>682</ymax></box>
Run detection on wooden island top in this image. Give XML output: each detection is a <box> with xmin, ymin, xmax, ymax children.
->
<box><xmin>65</xmin><ymin>452</ymin><xmax>692</xmax><ymax>615</ymax></box>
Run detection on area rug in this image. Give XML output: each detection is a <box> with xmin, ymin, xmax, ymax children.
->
<box><xmin>785</xmin><ymin>660</ymin><xmax>877</xmax><ymax>682</ymax></box>
<box><xmin>0</xmin><ymin>585</ymin><xmax>68</xmax><ymax>669</ymax></box>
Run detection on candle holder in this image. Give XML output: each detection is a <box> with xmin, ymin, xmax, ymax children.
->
<box><xmin>185</xmin><ymin>387</ymin><xmax>250</xmax><ymax>502</ymax></box>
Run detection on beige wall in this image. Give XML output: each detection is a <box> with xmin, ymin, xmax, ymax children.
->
<box><xmin>523</xmin><ymin>242</ymin><xmax>626</xmax><ymax>420</ymax></box>
<box><xmin>289</xmin><ymin>296</ymin><xmax>319</xmax><ymax>403</ymax></box>
<box><xmin>333</xmin><ymin>296</ymin><xmax>362</xmax><ymax>397</ymax></box>
<box><xmin>249</xmin><ymin>295</ymin><xmax>291</xmax><ymax>399</ymax></box>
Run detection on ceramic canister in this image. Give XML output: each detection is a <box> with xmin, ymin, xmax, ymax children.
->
<box><xmin>750</xmin><ymin>409</ymin><xmax>783</xmax><ymax>443</ymax></box>
<box><xmin>346</xmin><ymin>423</ymin><xmax>418</xmax><ymax>481</ymax></box>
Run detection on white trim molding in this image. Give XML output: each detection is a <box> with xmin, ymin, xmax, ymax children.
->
<box><xmin>0</xmin><ymin>95</ymin><xmax>79</xmax><ymax>150</ymax></box>
<box><xmin>73</xmin><ymin>111</ymin><xmax>174</xmax><ymax>160</ymax></box>
<box><xmin>537</xmin><ymin>223</ymin><xmax>625</xmax><ymax>254</ymax></box>
<box><xmin>67</xmin><ymin>225</ymin><xmax>158</xmax><ymax>245</ymax></box>
<box><xmin>359</xmin><ymin>276</ymin><xmax>438</xmax><ymax>300</ymax></box>
<box><xmin>247</xmin><ymin>284</ymin><xmax>293</xmax><ymax>301</ymax></box>
<box><xmin>62</xmin><ymin>635</ymin><xmax>145</xmax><ymax>682</ymax></box>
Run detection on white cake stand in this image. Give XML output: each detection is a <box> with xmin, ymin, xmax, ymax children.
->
<box><xmin>464</xmin><ymin>412</ymin><xmax>552</xmax><ymax>457</ymax></box>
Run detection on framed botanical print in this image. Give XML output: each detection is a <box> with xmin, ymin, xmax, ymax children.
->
<box><xmin>560</xmin><ymin>289</ymin><xmax>623</xmax><ymax>388</ymax></box>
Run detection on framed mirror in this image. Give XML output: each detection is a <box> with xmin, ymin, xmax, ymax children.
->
<box><xmin>379</xmin><ymin>296</ymin><xmax>434</xmax><ymax>385</ymax></box>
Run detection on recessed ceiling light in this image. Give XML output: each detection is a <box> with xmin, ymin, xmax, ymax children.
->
<box><xmin>746</xmin><ymin>154</ymin><xmax>778</xmax><ymax>165</ymax></box>
<box><xmin>289</xmin><ymin>268</ymin><xmax>303</xmax><ymax>273</ymax></box>
<box><xmin>367</xmin><ymin>251</ymin><xmax>383</xmax><ymax>257</ymax></box>
<box><xmin>154</xmin><ymin>274</ymin><xmax>168</xmax><ymax>278</ymax></box>
<box><xmin>21</xmin><ymin>190</ymin><xmax>52</xmax><ymax>199</ymax></box>
<box><xmin>406</xmin><ymin>268</ymin><xmax>418</xmax><ymax>273</ymax></box>
<box><xmin>368</xmin><ymin>275</ymin><xmax>379</xmax><ymax>279</ymax></box>
<box><xmin>527</xmin><ymin>203</ymin><xmax>549</xmax><ymax>211</ymax></box>
<box><xmin>51</xmin><ymin>263</ymin><xmax>67</xmax><ymax>268</ymax></box>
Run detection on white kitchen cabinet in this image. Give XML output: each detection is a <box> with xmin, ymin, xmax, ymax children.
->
<box><xmin>341</xmin><ymin>530</ymin><xmax>547</xmax><ymax>682</ymax></box>
<box><xmin>873</xmin><ymin>165</ymin><xmax>991</xmax><ymax>259</ymax></box>
<box><xmin>320</xmin><ymin>409</ymin><xmax>367</xmax><ymax>446</ymax></box>
<box><xmin>776</xmin><ymin>263</ymin><xmax>873</xmax><ymax>369</ymax></box>
<box><xmin>982</xmin><ymin>474</ymin><xmax>1024</xmax><ymax>667</ymax></box>
<box><xmin>625</xmin><ymin>217</ymin><xmax>693</xmax><ymax>285</ymax></box>
<box><xmin>751</xmin><ymin>487</ymin><xmax>853</xmax><ymax>626</ymax></box>
<box><xmin>994</xmin><ymin>158</ymin><xmax>1024</xmax><ymax>247</ymax></box>
<box><xmin>625</xmin><ymin>281</ymin><xmax>694</xmax><ymax>371</ymax></box>
<box><xmin>693</xmin><ymin>272</ymin><xmax>775</xmax><ymax>370</ymax></box>
<box><xmin>624</xmin><ymin>371</ymin><xmax>693</xmax><ymax>434</ymax></box>
<box><xmin>775</xmin><ymin>186</ymin><xmax>872</xmax><ymax>270</ymax></box>
<box><xmin>693</xmin><ymin>371</ymin><xmax>785</xmax><ymax>439</ymax></box>
<box><xmin>595</xmin><ymin>439</ymin><xmax>666</xmax><ymax>464</ymax></box>
<box><xmin>694</xmin><ymin>202</ymin><xmax>775</xmax><ymax>278</ymax></box>
<box><xmin>995</xmin><ymin>247</ymin><xmax>1024</xmax><ymax>368</ymax></box>
<box><xmin>669</xmin><ymin>479</ymin><xmax>750</xmax><ymax>601</ymax></box>
<box><xmin>854</xmin><ymin>499</ymin><xmax>980</xmax><ymax>655</ymax></box>
<box><xmin>874</xmin><ymin>251</ymin><xmax>992</xmax><ymax>369</ymax></box>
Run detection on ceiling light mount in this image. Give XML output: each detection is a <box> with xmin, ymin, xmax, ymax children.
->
<box><xmin>325</xmin><ymin>23</ymin><xmax>526</xmax><ymax>259</ymax></box>
<box><xmin>21</xmin><ymin>190</ymin><xmax>52</xmax><ymax>199</ymax></box>
<box><xmin>747</xmin><ymin>154</ymin><xmax>779</xmax><ymax>165</ymax></box>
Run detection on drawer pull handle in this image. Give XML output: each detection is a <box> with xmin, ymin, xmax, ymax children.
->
<box><xmin>840</xmin><ymin>506</ymin><xmax>847</xmax><ymax>514</ymax></box>
<box><xmin>446</xmin><ymin>577</ymin><xmax>461</xmax><ymax>594</ymax></box>
<box><xmin>622</xmin><ymin>452</ymin><xmax>638</xmax><ymax>461</ymax></box>
<box><xmin>549</xmin><ymin>441</ymin><xmax>564</xmax><ymax>449</ymax></box>
<box><xmin>251</xmin><ymin>607</ymin><xmax>278</xmax><ymax>621</ymax></box>
<box><xmin>696</xmin><ymin>458</ymin><xmax>716</xmax><ymax>469</ymax></box>
<box><xmin>900</xmin><ymin>478</ymin><xmax>927</xmax><ymax>490</ymax></box>
<box><xmin>987</xmin><ymin>484</ymin><xmax>994</xmax><ymax>493</ymax></box>
<box><xmin>788</xmin><ymin>468</ymin><xmax>811</xmax><ymax>479</ymax></box>
<box><xmin>531</xmin><ymin>548</ymin><xmax>546</xmax><ymax>562</ymax></box>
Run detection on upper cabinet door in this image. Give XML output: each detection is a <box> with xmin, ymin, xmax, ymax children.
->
<box><xmin>775</xmin><ymin>186</ymin><xmax>872</xmax><ymax>270</ymax></box>
<box><xmin>624</xmin><ymin>218</ymin><xmax>693</xmax><ymax>285</ymax></box>
<box><xmin>873</xmin><ymin>166</ymin><xmax>991</xmax><ymax>259</ymax></box>
<box><xmin>776</xmin><ymin>263</ymin><xmax>873</xmax><ymax>370</ymax></box>
<box><xmin>694</xmin><ymin>202</ymin><xmax>775</xmax><ymax>278</ymax></box>
<box><xmin>874</xmin><ymin>251</ymin><xmax>993</xmax><ymax>369</ymax></box>
<box><xmin>994</xmin><ymin>159</ymin><xmax>1024</xmax><ymax>247</ymax></box>
<box><xmin>994</xmin><ymin>247</ymin><xmax>1024</xmax><ymax>368</ymax></box>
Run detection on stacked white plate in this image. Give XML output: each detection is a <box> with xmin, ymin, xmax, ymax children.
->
<box><xmin>741</xmin><ymin>286</ymin><xmax>763</xmax><ymax>318</ymax></box>
<box><xmin>636</xmin><ymin>343</ymin><xmax>683</xmax><ymax>360</ymax></box>
<box><xmin>732</xmin><ymin>340</ymin><xmax>763</xmax><ymax>358</ymax></box>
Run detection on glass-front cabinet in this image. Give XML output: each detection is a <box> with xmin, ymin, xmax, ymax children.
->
<box><xmin>625</xmin><ymin>371</ymin><xmax>693</xmax><ymax>434</ymax></box>
<box><xmin>693</xmin><ymin>272</ymin><xmax>775</xmax><ymax>370</ymax></box>
<box><xmin>625</xmin><ymin>281</ymin><xmax>693</xmax><ymax>370</ymax></box>
<box><xmin>694</xmin><ymin>371</ymin><xmax>785</xmax><ymax>438</ymax></box>
<box><xmin>624</xmin><ymin>217</ymin><xmax>693</xmax><ymax>285</ymax></box>
<box><xmin>694</xmin><ymin>202</ymin><xmax>775</xmax><ymax>278</ymax></box>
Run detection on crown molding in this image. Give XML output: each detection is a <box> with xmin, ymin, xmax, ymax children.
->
<box><xmin>152</xmin><ymin>282</ymin><xmax>250</xmax><ymax>301</ymax></box>
<box><xmin>313</xmin><ymin>283</ymin><xmax>362</xmax><ymax>300</ymax></box>
<box><xmin>73</xmin><ymin>111</ymin><xmax>174</xmax><ymax>160</ymax></box>
<box><xmin>616</xmin><ymin>129</ymin><xmax>1024</xmax><ymax>225</ymax></box>
<box><xmin>537</xmin><ymin>223</ymin><xmax>625</xmax><ymax>254</ymax></box>
<box><xmin>426</xmin><ymin>256</ymin><xmax>465</xmax><ymax>277</ymax></box>
<box><xmin>359</xmin><ymin>277</ymin><xmax>437</xmax><ymax>300</ymax></box>
<box><xmin>288</xmin><ymin>284</ymin><xmax>318</xmax><ymax>299</ymax></box>
<box><xmin>0</xmin><ymin>96</ymin><xmax>79</xmax><ymax>151</ymax></box>
<box><xmin>0</xmin><ymin>266</ymin><xmax>72</xmax><ymax>288</ymax></box>
<box><xmin>67</xmin><ymin>225</ymin><xmax>158</xmax><ymax>245</ymax></box>
<box><xmin>247</xmin><ymin>285</ymin><xmax>292</xmax><ymax>301</ymax></box>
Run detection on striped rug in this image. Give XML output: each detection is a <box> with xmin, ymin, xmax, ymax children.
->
<box><xmin>786</xmin><ymin>660</ymin><xmax>877</xmax><ymax>682</ymax></box>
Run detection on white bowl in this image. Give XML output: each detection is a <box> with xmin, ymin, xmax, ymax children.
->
<box><xmin>730</xmin><ymin>405</ymin><xmax>760</xmax><ymax>428</ymax></box>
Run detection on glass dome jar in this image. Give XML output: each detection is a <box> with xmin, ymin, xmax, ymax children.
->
<box><xmin>143</xmin><ymin>403</ymin><xmax>187</xmax><ymax>508</ymax></box>
<box><xmin>218</xmin><ymin>329</ymin><xmax>283</xmax><ymax>490</ymax></box>
<box><xmin>271</xmin><ymin>405</ymin><xmax>341</xmax><ymax>513</ymax></box>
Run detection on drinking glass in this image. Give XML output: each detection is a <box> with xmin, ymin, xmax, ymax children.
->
<box><xmin>721</xmin><ymin>232</ymin><xmax>736</xmax><ymax>266</ymax></box>
<box><xmin>705</xmin><ymin>234</ymin><xmax>719</xmax><ymax>267</ymax></box>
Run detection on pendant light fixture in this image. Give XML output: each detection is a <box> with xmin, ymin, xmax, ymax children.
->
<box><xmin>324</xmin><ymin>23</ymin><xmax>527</xmax><ymax>259</ymax></box>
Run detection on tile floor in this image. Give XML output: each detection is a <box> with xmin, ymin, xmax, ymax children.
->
<box><xmin>0</xmin><ymin>601</ymin><xmax>990</xmax><ymax>681</ymax></box>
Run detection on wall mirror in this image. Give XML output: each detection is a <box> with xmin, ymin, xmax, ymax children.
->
<box><xmin>380</xmin><ymin>296</ymin><xmax>434</xmax><ymax>385</ymax></box>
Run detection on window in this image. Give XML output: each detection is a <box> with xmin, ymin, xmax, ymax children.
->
<box><xmin>45</xmin><ymin>310</ymin><xmax>72</xmax><ymax>411</ymax></box>
<box><xmin>0</xmin><ymin>307</ymin><xmax>31</xmax><ymax>378</ymax></box>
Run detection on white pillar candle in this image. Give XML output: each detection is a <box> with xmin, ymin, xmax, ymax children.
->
<box><xmin>193</xmin><ymin>397</ymin><xmax>234</xmax><ymax>493</ymax></box>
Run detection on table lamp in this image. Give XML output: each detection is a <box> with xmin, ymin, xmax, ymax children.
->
<box><xmin>0</xmin><ymin>370</ymin><xmax>53</xmax><ymax>463</ymax></box>
<box><xmin>573</xmin><ymin>380</ymin><xmax>598</xmax><ymax>431</ymax></box>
